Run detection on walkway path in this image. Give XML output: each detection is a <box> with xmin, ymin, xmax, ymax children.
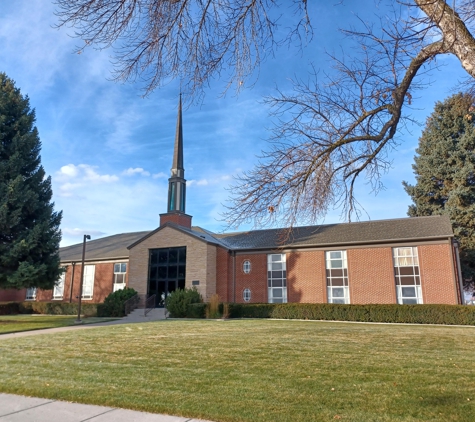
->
<box><xmin>0</xmin><ymin>310</ymin><xmax>167</xmax><ymax>340</ymax></box>
<box><xmin>0</xmin><ymin>393</ymin><xmax>213</xmax><ymax>422</ymax></box>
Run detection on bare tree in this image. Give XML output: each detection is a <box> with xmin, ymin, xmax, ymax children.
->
<box><xmin>224</xmin><ymin>0</ymin><xmax>475</xmax><ymax>228</ymax></box>
<box><xmin>55</xmin><ymin>1</ymin><xmax>475</xmax><ymax>226</ymax></box>
<box><xmin>54</xmin><ymin>0</ymin><xmax>310</xmax><ymax>98</ymax></box>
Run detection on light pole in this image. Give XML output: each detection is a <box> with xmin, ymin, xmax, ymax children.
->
<box><xmin>76</xmin><ymin>234</ymin><xmax>91</xmax><ymax>324</ymax></box>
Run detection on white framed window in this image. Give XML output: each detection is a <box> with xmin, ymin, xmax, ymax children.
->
<box><xmin>53</xmin><ymin>271</ymin><xmax>66</xmax><ymax>299</ymax></box>
<box><xmin>242</xmin><ymin>260</ymin><xmax>251</xmax><ymax>274</ymax></box>
<box><xmin>113</xmin><ymin>262</ymin><xmax>127</xmax><ymax>292</ymax></box>
<box><xmin>267</xmin><ymin>254</ymin><xmax>287</xmax><ymax>303</ymax></box>
<box><xmin>393</xmin><ymin>247</ymin><xmax>422</xmax><ymax>304</ymax></box>
<box><xmin>25</xmin><ymin>287</ymin><xmax>37</xmax><ymax>301</ymax></box>
<box><xmin>243</xmin><ymin>288</ymin><xmax>251</xmax><ymax>302</ymax></box>
<box><xmin>82</xmin><ymin>265</ymin><xmax>95</xmax><ymax>300</ymax></box>
<box><xmin>326</xmin><ymin>251</ymin><xmax>350</xmax><ymax>304</ymax></box>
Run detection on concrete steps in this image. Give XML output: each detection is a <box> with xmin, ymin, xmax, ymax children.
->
<box><xmin>122</xmin><ymin>308</ymin><xmax>167</xmax><ymax>322</ymax></box>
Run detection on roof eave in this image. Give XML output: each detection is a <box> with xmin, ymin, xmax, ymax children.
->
<box><xmin>228</xmin><ymin>234</ymin><xmax>454</xmax><ymax>252</ymax></box>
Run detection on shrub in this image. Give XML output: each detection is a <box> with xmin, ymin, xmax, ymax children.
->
<box><xmin>186</xmin><ymin>303</ymin><xmax>206</xmax><ymax>318</ymax></box>
<box><xmin>0</xmin><ymin>302</ymin><xmax>20</xmax><ymax>315</ymax></box>
<box><xmin>16</xmin><ymin>302</ymin><xmax>97</xmax><ymax>316</ymax></box>
<box><xmin>98</xmin><ymin>287</ymin><xmax>138</xmax><ymax>317</ymax></box>
<box><xmin>165</xmin><ymin>288</ymin><xmax>202</xmax><ymax>318</ymax></box>
<box><xmin>227</xmin><ymin>303</ymin><xmax>475</xmax><ymax>325</ymax></box>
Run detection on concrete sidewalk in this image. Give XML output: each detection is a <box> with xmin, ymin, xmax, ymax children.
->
<box><xmin>0</xmin><ymin>308</ymin><xmax>169</xmax><ymax>341</ymax></box>
<box><xmin>0</xmin><ymin>393</ymin><xmax>214</xmax><ymax>422</ymax></box>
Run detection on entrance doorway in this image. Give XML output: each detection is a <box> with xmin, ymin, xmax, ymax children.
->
<box><xmin>148</xmin><ymin>247</ymin><xmax>186</xmax><ymax>307</ymax></box>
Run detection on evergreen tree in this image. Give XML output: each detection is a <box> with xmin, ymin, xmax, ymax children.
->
<box><xmin>403</xmin><ymin>93</ymin><xmax>475</xmax><ymax>285</ymax></box>
<box><xmin>0</xmin><ymin>73</ymin><xmax>62</xmax><ymax>290</ymax></box>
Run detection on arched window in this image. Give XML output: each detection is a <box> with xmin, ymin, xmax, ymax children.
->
<box><xmin>243</xmin><ymin>260</ymin><xmax>251</xmax><ymax>274</ymax></box>
<box><xmin>243</xmin><ymin>288</ymin><xmax>251</xmax><ymax>302</ymax></box>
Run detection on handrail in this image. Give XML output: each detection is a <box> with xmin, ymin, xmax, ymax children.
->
<box><xmin>144</xmin><ymin>294</ymin><xmax>156</xmax><ymax>316</ymax></box>
<box><xmin>124</xmin><ymin>293</ymin><xmax>140</xmax><ymax>316</ymax></box>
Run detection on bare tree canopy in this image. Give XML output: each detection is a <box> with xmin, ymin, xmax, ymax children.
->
<box><xmin>226</xmin><ymin>0</ymin><xmax>475</xmax><ymax>228</ymax></box>
<box><xmin>54</xmin><ymin>0</ymin><xmax>310</xmax><ymax>97</ymax></box>
<box><xmin>55</xmin><ymin>1</ymin><xmax>475</xmax><ymax>227</ymax></box>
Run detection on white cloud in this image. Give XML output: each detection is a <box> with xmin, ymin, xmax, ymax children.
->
<box><xmin>123</xmin><ymin>167</ymin><xmax>151</xmax><ymax>177</ymax></box>
<box><xmin>188</xmin><ymin>179</ymin><xmax>209</xmax><ymax>187</ymax></box>
<box><xmin>62</xmin><ymin>228</ymin><xmax>107</xmax><ymax>237</ymax></box>
<box><xmin>59</xmin><ymin>164</ymin><xmax>79</xmax><ymax>177</ymax></box>
<box><xmin>152</xmin><ymin>172</ymin><xmax>168</xmax><ymax>179</ymax></box>
<box><xmin>54</xmin><ymin>164</ymin><xmax>119</xmax><ymax>197</ymax></box>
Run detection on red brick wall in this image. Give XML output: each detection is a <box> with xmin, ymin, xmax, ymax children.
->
<box><xmin>159</xmin><ymin>213</ymin><xmax>192</xmax><ymax>228</ymax></box>
<box><xmin>34</xmin><ymin>262</ymin><xmax>122</xmax><ymax>304</ymax></box>
<box><xmin>347</xmin><ymin>247</ymin><xmax>396</xmax><ymax>304</ymax></box>
<box><xmin>0</xmin><ymin>288</ymin><xmax>26</xmax><ymax>302</ymax></box>
<box><xmin>419</xmin><ymin>243</ymin><xmax>458</xmax><ymax>304</ymax></box>
<box><xmin>234</xmin><ymin>254</ymin><xmax>268</xmax><ymax>303</ymax></box>
<box><xmin>287</xmin><ymin>251</ymin><xmax>326</xmax><ymax>303</ymax></box>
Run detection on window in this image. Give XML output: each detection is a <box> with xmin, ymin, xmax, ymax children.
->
<box><xmin>113</xmin><ymin>262</ymin><xmax>127</xmax><ymax>292</ymax></box>
<box><xmin>25</xmin><ymin>287</ymin><xmax>37</xmax><ymax>300</ymax></box>
<box><xmin>82</xmin><ymin>265</ymin><xmax>95</xmax><ymax>300</ymax></box>
<box><xmin>268</xmin><ymin>254</ymin><xmax>287</xmax><ymax>303</ymax></box>
<box><xmin>393</xmin><ymin>247</ymin><xmax>422</xmax><ymax>304</ymax></box>
<box><xmin>53</xmin><ymin>271</ymin><xmax>66</xmax><ymax>299</ymax></box>
<box><xmin>326</xmin><ymin>251</ymin><xmax>350</xmax><ymax>304</ymax></box>
<box><xmin>243</xmin><ymin>288</ymin><xmax>251</xmax><ymax>302</ymax></box>
<box><xmin>243</xmin><ymin>260</ymin><xmax>251</xmax><ymax>274</ymax></box>
<box><xmin>149</xmin><ymin>247</ymin><xmax>186</xmax><ymax>307</ymax></box>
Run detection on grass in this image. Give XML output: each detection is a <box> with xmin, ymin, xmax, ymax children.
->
<box><xmin>0</xmin><ymin>319</ymin><xmax>474</xmax><ymax>421</ymax></box>
<box><xmin>0</xmin><ymin>315</ymin><xmax>118</xmax><ymax>334</ymax></box>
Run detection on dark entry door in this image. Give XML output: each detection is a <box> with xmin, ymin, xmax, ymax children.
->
<box><xmin>148</xmin><ymin>247</ymin><xmax>186</xmax><ymax>307</ymax></box>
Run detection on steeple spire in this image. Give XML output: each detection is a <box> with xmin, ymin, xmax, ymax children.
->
<box><xmin>167</xmin><ymin>94</ymin><xmax>186</xmax><ymax>214</ymax></box>
<box><xmin>171</xmin><ymin>93</ymin><xmax>184</xmax><ymax>177</ymax></box>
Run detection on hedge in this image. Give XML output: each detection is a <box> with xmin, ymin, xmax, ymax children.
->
<box><xmin>0</xmin><ymin>301</ymin><xmax>98</xmax><ymax>317</ymax></box>
<box><xmin>186</xmin><ymin>302</ymin><xmax>475</xmax><ymax>325</ymax></box>
<box><xmin>165</xmin><ymin>288</ymin><xmax>202</xmax><ymax>318</ymax></box>
<box><xmin>186</xmin><ymin>303</ymin><xmax>207</xmax><ymax>318</ymax></box>
<box><xmin>0</xmin><ymin>302</ymin><xmax>20</xmax><ymax>315</ymax></box>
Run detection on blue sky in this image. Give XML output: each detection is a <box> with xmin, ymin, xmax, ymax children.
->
<box><xmin>0</xmin><ymin>1</ymin><xmax>469</xmax><ymax>247</ymax></box>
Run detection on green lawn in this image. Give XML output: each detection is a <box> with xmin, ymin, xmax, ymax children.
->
<box><xmin>0</xmin><ymin>315</ymin><xmax>117</xmax><ymax>334</ymax></box>
<box><xmin>0</xmin><ymin>320</ymin><xmax>474</xmax><ymax>421</ymax></box>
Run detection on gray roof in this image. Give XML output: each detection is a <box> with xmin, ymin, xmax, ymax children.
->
<box><xmin>60</xmin><ymin>231</ymin><xmax>151</xmax><ymax>263</ymax></box>
<box><xmin>210</xmin><ymin>215</ymin><xmax>454</xmax><ymax>250</ymax></box>
<box><xmin>59</xmin><ymin>216</ymin><xmax>453</xmax><ymax>262</ymax></box>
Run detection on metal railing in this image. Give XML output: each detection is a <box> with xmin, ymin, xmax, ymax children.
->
<box><xmin>144</xmin><ymin>294</ymin><xmax>156</xmax><ymax>316</ymax></box>
<box><xmin>124</xmin><ymin>293</ymin><xmax>140</xmax><ymax>316</ymax></box>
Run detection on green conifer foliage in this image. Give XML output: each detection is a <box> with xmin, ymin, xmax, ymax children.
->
<box><xmin>404</xmin><ymin>93</ymin><xmax>475</xmax><ymax>285</ymax></box>
<box><xmin>0</xmin><ymin>73</ymin><xmax>62</xmax><ymax>289</ymax></box>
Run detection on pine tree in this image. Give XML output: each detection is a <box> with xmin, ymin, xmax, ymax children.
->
<box><xmin>403</xmin><ymin>93</ymin><xmax>475</xmax><ymax>285</ymax></box>
<box><xmin>0</xmin><ymin>73</ymin><xmax>62</xmax><ymax>290</ymax></box>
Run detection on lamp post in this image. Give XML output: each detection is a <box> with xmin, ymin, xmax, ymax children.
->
<box><xmin>76</xmin><ymin>234</ymin><xmax>91</xmax><ymax>324</ymax></box>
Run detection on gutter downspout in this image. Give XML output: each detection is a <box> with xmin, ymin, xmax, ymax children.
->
<box><xmin>69</xmin><ymin>262</ymin><xmax>76</xmax><ymax>303</ymax></box>
<box><xmin>232</xmin><ymin>251</ymin><xmax>236</xmax><ymax>303</ymax></box>
<box><xmin>453</xmin><ymin>240</ymin><xmax>464</xmax><ymax>305</ymax></box>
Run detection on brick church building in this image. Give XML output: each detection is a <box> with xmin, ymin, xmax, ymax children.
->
<box><xmin>1</xmin><ymin>98</ymin><xmax>465</xmax><ymax>306</ymax></box>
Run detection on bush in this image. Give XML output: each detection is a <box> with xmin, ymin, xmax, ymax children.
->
<box><xmin>0</xmin><ymin>302</ymin><xmax>20</xmax><ymax>315</ymax></box>
<box><xmin>186</xmin><ymin>303</ymin><xmax>206</xmax><ymax>318</ymax></box>
<box><xmin>227</xmin><ymin>303</ymin><xmax>475</xmax><ymax>325</ymax></box>
<box><xmin>165</xmin><ymin>288</ymin><xmax>202</xmax><ymax>318</ymax></box>
<box><xmin>98</xmin><ymin>287</ymin><xmax>138</xmax><ymax>317</ymax></box>
<box><xmin>16</xmin><ymin>302</ymin><xmax>98</xmax><ymax>316</ymax></box>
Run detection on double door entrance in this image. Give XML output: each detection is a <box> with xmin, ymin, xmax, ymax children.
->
<box><xmin>148</xmin><ymin>247</ymin><xmax>186</xmax><ymax>307</ymax></box>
